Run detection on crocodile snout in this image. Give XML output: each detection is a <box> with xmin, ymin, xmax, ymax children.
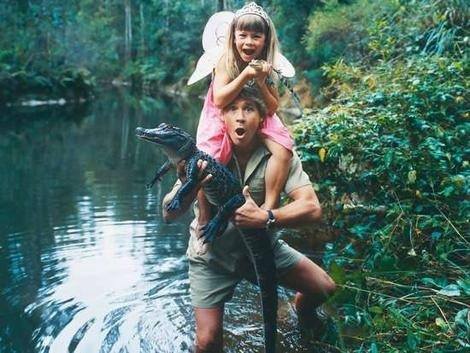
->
<box><xmin>135</xmin><ymin>127</ymin><xmax>146</xmax><ymax>136</ymax></box>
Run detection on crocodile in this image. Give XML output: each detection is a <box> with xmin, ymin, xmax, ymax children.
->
<box><xmin>136</xmin><ymin>123</ymin><xmax>278</xmax><ymax>353</ymax></box>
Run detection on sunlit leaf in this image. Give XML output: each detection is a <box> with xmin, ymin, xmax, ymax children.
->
<box><xmin>407</xmin><ymin>170</ymin><xmax>417</xmax><ymax>184</ymax></box>
<box><xmin>319</xmin><ymin>147</ymin><xmax>327</xmax><ymax>162</ymax></box>
<box><xmin>438</xmin><ymin>284</ymin><xmax>461</xmax><ymax>297</ymax></box>
<box><xmin>435</xmin><ymin>317</ymin><xmax>447</xmax><ymax>328</ymax></box>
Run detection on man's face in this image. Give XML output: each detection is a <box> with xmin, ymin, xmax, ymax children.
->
<box><xmin>223</xmin><ymin>98</ymin><xmax>263</xmax><ymax>149</ymax></box>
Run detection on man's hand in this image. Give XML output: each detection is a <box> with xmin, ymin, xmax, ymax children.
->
<box><xmin>176</xmin><ymin>159</ymin><xmax>212</xmax><ymax>186</ymax></box>
<box><xmin>233</xmin><ymin>186</ymin><xmax>269</xmax><ymax>229</ymax></box>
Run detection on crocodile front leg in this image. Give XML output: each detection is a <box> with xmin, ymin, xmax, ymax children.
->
<box><xmin>165</xmin><ymin>157</ymin><xmax>200</xmax><ymax>212</ymax></box>
<box><xmin>201</xmin><ymin>193</ymin><xmax>245</xmax><ymax>243</ymax></box>
<box><xmin>147</xmin><ymin>159</ymin><xmax>172</xmax><ymax>189</ymax></box>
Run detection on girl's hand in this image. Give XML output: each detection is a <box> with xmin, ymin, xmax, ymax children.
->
<box><xmin>250</xmin><ymin>60</ymin><xmax>272</xmax><ymax>86</ymax></box>
<box><xmin>241</xmin><ymin>63</ymin><xmax>259</xmax><ymax>80</ymax></box>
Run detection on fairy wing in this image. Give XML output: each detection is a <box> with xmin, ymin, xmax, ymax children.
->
<box><xmin>188</xmin><ymin>11</ymin><xmax>234</xmax><ymax>85</ymax></box>
<box><xmin>187</xmin><ymin>47</ymin><xmax>224</xmax><ymax>85</ymax></box>
<box><xmin>202</xmin><ymin>11</ymin><xmax>234</xmax><ymax>51</ymax></box>
<box><xmin>274</xmin><ymin>53</ymin><xmax>295</xmax><ymax>78</ymax></box>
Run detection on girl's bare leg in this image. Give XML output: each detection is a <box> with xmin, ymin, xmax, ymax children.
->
<box><xmin>263</xmin><ymin>138</ymin><xmax>292</xmax><ymax>209</ymax></box>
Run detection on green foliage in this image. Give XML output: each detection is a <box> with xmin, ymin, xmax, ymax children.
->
<box><xmin>305</xmin><ymin>0</ymin><xmax>398</xmax><ymax>65</ymax></box>
<box><xmin>302</xmin><ymin>0</ymin><xmax>469</xmax><ymax>98</ymax></box>
<box><xmin>0</xmin><ymin>0</ymin><xmax>213</xmax><ymax>103</ymax></box>
<box><xmin>268</xmin><ymin>0</ymin><xmax>320</xmax><ymax>69</ymax></box>
<box><xmin>294</xmin><ymin>0</ymin><xmax>469</xmax><ymax>351</ymax></box>
<box><xmin>0</xmin><ymin>68</ymin><xmax>95</xmax><ymax>104</ymax></box>
<box><xmin>302</xmin><ymin>0</ymin><xmax>400</xmax><ymax>93</ymax></box>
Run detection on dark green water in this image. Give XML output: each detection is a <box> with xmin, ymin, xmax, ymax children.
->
<box><xmin>0</xmin><ymin>90</ymin><xmax>324</xmax><ymax>353</ymax></box>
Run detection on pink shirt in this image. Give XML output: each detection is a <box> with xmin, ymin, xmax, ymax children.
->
<box><xmin>196</xmin><ymin>82</ymin><xmax>293</xmax><ymax>164</ymax></box>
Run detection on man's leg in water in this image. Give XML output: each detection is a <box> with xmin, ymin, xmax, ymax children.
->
<box><xmin>194</xmin><ymin>306</ymin><xmax>224</xmax><ymax>353</ymax></box>
<box><xmin>279</xmin><ymin>256</ymin><xmax>336</xmax><ymax>320</ymax></box>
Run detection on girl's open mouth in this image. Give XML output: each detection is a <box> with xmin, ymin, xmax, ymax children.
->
<box><xmin>235</xmin><ymin>127</ymin><xmax>246</xmax><ymax>136</ymax></box>
<box><xmin>242</xmin><ymin>49</ymin><xmax>255</xmax><ymax>56</ymax></box>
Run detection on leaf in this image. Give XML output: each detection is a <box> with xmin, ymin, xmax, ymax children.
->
<box><xmin>457</xmin><ymin>279</ymin><xmax>470</xmax><ymax>295</ymax></box>
<box><xmin>454</xmin><ymin>309</ymin><xmax>469</xmax><ymax>333</ymax></box>
<box><xmin>383</xmin><ymin>150</ymin><xmax>394</xmax><ymax>168</ymax></box>
<box><xmin>369</xmin><ymin>306</ymin><xmax>383</xmax><ymax>315</ymax></box>
<box><xmin>421</xmin><ymin>277</ymin><xmax>448</xmax><ymax>288</ymax></box>
<box><xmin>407</xmin><ymin>170</ymin><xmax>417</xmax><ymax>184</ymax></box>
<box><xmin>318</xmin><ymin>147</ymin><xmax>327</xmax><ymax>162</ymax></box>
<box><xmin>435</xmin><ymin>317</ymin><xmax>447</xmax><ymax>328</ymax></box>
<box><xmin>371</xmin><ymin>342</ymin><xmax>378</xmax><ymax>353</ymax></box>
<box><xmin>329</xmin><ymin>261</ymin><xmax>346</xmax><ymax>285</ymax></box>
<box><xmin>438</xmin><ymin>284</ymin><xmax>461</xmax><ymax>297</ymax></box>
<box><xmin>406</xmin><ymin>331</ymin><xmax>419</xmax><ymax>350</ymax></box>
<box><xmin>431</xmin><ymin>231</ymin><xmax>442</xmax><ymax>241</ymax></box>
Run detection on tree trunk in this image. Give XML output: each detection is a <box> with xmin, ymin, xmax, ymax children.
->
<box><xmin>124</xmin><ymin>0</ymin><xmax>133</xmax><ymax>63</ymax></box>
<box><xmin>217</xmin><ymin>0</ymin><xmax>224</xmax><ymax>11</ymax></box>
<box><xmin>139</xmin><ymin>2</ymin><xmax>145</xmax><ymax>58</ymax></box>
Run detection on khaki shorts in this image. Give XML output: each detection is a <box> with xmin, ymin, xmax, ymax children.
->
<box><xmin>188</xmin><ymin>239</ymin><xmax>304</xmax><ymax>308</ymax></box>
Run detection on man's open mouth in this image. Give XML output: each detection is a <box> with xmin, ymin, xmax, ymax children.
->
<box><xmin>235</xmin><ymin>127</ymin><xmax>246</xmax><ymax>136</ymax></box>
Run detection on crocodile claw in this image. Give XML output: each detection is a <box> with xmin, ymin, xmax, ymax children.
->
<box><xmin>166</xmin><ymin>198</ymin><xmax>182</xmax><ymax>212</ymax></box>
<box><xmin>200</xmin><ymin>220</ymin><xmax>220</xmax><ymax>244</ymax></box>
<box><xmin>200</xmin><ymin>219</ymin><xmax>228</xmax><ymax>244</ymax></box>
<box><xmin>146</xmin><ymin>179</ymin><xmax>158</xmax><ymax>189</ymax></box>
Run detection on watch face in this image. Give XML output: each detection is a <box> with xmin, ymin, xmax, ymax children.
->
<box><xmin>266</xmin><ymin>210</ymin><xmax>275</xmax><ymax>229</ymax></box>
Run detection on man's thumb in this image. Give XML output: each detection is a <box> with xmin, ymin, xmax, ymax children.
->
<box><xmin>242</xmin><ymin>185</ymin><xmax>253</xmax><ymax>201</ymax></box>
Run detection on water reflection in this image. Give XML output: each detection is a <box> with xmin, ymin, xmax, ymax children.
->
<box><xmin>0</xmin><ymin>90</ymin><xmax>198</xmax><ymax>353</ymax></box>
<box><xmin>0</xmin><ymin>89</ymin><xmax>325</xmax><ymax>353</ymax></box>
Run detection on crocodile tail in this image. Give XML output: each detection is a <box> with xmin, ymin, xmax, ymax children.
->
<box><xmin>240</xmin><ymin>228</ymin><xmax>278</xmax><ymax>353</ymax></box>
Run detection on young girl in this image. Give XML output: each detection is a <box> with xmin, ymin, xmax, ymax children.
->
<box><xmin>196</xmin><ymin>2</ymin><xmax>293</xmax><ymax>223</ymax></box>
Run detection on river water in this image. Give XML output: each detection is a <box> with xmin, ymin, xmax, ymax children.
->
<box><xmin>0</xmin><ymin>90</ymin><xmax>328</xmax><ymax>353</ymax></box>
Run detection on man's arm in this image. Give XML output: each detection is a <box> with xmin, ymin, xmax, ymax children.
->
<box><xmin>233</xmin><ymin>184</ymin><xmax>322</xmax><ymax>229</ymax></box>
<box><xmin>272</xmin><ymin>185</ymin><xmax>322</xmax><ymax>226</ymax></box>
<box><xmin>162</xmin><ymin>179</ymin><xmax>195</xmax><ymax>222</ymax></box>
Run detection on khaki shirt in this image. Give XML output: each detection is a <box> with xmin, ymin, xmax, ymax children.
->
<box><xmin>163</xmin><ymin>145</ymin><xmax>312</xmax><ymax>273</ymax></box>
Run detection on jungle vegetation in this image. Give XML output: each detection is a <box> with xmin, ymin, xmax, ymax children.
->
<box><xmin>1</xmin><ymin>0</ymin><xmax>468</xmax><ymax>352</ymax></box>
<box><xmin>293</xmin><ymin>0</ymin><xmax>469</xmax><ymax>352</ymax></box>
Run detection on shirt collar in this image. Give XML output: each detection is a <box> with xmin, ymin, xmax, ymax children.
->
<box><xmin>231</xmin><ymin>144</ymin><xmax>271</xmax><ymax>184</ymax></box>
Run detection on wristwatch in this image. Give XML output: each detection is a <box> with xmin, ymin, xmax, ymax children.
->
<box><xmin>265</xmin><ymin>209</ymin><xmax>276</xmax><ymax>229</ymax></box>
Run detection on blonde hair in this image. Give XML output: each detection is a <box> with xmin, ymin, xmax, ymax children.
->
<box><xmin>222</xmin><ymin>14</ymin><xmax>280</xmax><ymax>81</ymax></box>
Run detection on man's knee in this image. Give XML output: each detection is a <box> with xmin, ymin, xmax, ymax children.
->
<box><xmin>304</xmin><ymin>271</ymin><xmax>337</xmax><ymax>300</ymax></box>
<box><xmin>315</xmin><ymin>271</ymin><xmax>337</xmax><ymax>298</ymax></box>
<box><xmin>195</xmin><ymin>332</ymin><xmax>222</xmax><ymax>353</ymax></box>
<box><xmin>195</xmin><ymin>324</ymin><xmax>223</xmax><ymax>353</ymax></box>
<box><xmin>320</xmin><ymin>270</ymin><xmax>336</xmax><ymax>294</ymax></box>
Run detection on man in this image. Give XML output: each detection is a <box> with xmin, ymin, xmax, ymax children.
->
<box><xmin>163</xmin><ymin>87</ymin><xmax>336</xmax><ymax>352</ymax></box>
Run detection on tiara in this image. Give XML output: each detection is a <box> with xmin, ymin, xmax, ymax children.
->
<box><xmin>235</xmin><ymin>2</ymin><xmax>269</xmax><ymax>22</ymax></box>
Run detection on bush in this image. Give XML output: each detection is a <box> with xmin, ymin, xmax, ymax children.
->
<box><xmin>293</xmin><ymin>0</ymin><xmax>469</xmax><ymax>351</ymax></box>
